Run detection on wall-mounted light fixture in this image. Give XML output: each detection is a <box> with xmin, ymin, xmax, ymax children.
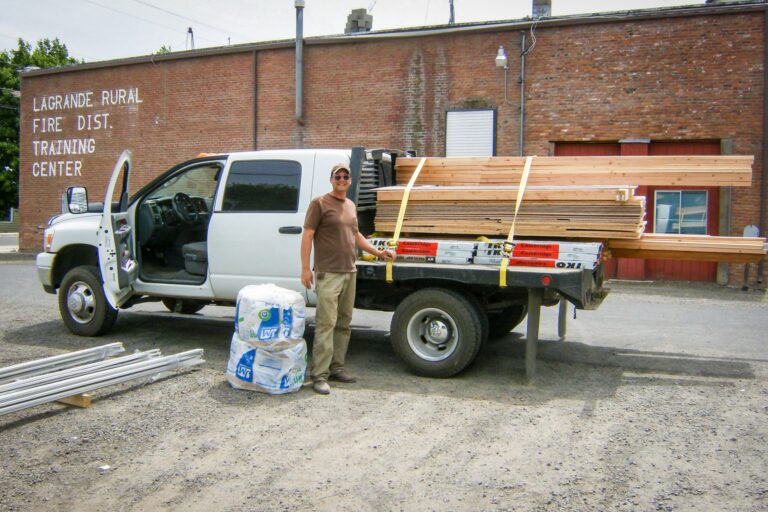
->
<box><xmin>496</xmin><ymin>45</ymin><xmax>509</xmax><ymax>102</ymax></box>
<box><xmin>495</xmin><ymin>46</ymin><xmax>508</xmax><ymax>69</ymax></box>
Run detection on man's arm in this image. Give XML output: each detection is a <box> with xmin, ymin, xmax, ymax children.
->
<box><xmin>301</xmin><ymin>228</ymin><xmax>315</xmax><ymax>288</ymax></box>
<box><xmin>355</xmin><ymin>232</ymin><xmax>395</xmax><ymax>261</ymax></box>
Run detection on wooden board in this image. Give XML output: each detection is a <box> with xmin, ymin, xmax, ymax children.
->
<box><xmin>394</xmin><ymin>155</ymin><xmax>754</xmax><ymax>187</ymax></box>
<box><xmin>56</xmin><ymin>393</ymin><xmax>93</xmax><ymax>408</ymax></box>
<box><xmin>606</xmin><ymin>234</ymin><xmax>766</xmax><ymax>263</ymax></box>
<box><xmin>375</xmin><ymin>185</ymin><xmax>646</xmax><ymax>239</ymax></box>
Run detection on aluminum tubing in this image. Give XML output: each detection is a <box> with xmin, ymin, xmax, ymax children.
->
<box><xmin>0</xmin><ymin>350</ymin><xmax>162</xmax><ymax>394</ymax></box>
<box><xmin>0</xmin><ymin>354</ymin><xmax>204</xmax><ymax>416</ymax></box>
<box><xmin>0</xmin><ymin>350</ymin><xmax>204</xmax><ymax>408</ymax></box>
<box><xmin>0</xmin><ymin>343</ymin><xmax>125</xmax><ymax>382</ymax></box>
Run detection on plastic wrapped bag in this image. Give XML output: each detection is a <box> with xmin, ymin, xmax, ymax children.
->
<box><xmin>235</xmin><ymin>284</ymin><xmax>306</xmax><ymax>345</ymax></box>
<box><xmin>226</xmin><ymin>332</ymin><xmax>307</xmax><ymax>395</ymax></box>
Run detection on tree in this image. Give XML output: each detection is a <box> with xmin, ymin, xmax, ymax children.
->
<box><xmin>156</xmin><ymin>45</ymin><xmax>173</xmax><ymax>55</ymax></box>
<box><xmin>0</xmin><ymin>38</ymin><xmax>81</xmax><ymax>217</ymax></box>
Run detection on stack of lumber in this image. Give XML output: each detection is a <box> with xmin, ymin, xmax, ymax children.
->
<box><xmin>375</xmin><ymin>185</ymin><xmax>645</xmax><ymax>239</ymax></box>
<box><xmin>394</xmin><ymin>156</ymin><xmax>754</xmax><ymax>187</ymax></box>
<box><xmin>607</xmin><ymin>234</ymin><xmax>767</xmax><ymax>264</ymax></box>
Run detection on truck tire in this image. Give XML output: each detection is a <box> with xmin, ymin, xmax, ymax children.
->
<box><xmin>487</xmin><ymin>304</ymin><xmax>528</xmax><ymax>339</ymax></box>
<box><xmin>162</xmin><ymin>298</ymin><xmax>206</xmax><ymax>314</ymax></box>
<box><xmin>390</xmin><ymin>288</ymin><xmax>485</xmax><ymax>378</ymax></box>
<box><xmin>58</xmin><ymin>265</ymin><xmax>118</xmax><ymax>336</ymax></box>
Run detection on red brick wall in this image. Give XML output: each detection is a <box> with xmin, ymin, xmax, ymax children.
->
<box><xmin>20</xmin><ymin>53</ymin><xmax>254</xmax><ymax>249</ymax></box>
<box><xmin>19</xmin><ymin>10</ymin><xmax>766</xmax><ymax>285</ymax></box>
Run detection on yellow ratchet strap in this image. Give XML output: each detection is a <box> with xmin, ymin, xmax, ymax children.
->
<box><xmin>386</xmin><ymin>157</ymin><xmax>427</xmax><ymax>283</ymax></box>
<box><xmin>499</xmin><ymin>156</ymin><xmax>535</xmax><ymax>288</ymax></box>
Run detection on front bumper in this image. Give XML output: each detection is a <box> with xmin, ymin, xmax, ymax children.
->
<box><xmin>36</xmin><ymin>252</ymin><xmax>56</xmax><ymax>293</ymax></box>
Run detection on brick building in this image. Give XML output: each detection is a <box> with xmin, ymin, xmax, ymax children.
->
<box><xmin>18</xmin><ymin>1</ymin><xmax>767</xmax><ymax>286</ymax></box>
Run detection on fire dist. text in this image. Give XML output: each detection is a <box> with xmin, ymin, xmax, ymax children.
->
<box><xmin>77</xmin><ymin>113</ymin><xmax>110</xmax><ymax>131</ymax></box>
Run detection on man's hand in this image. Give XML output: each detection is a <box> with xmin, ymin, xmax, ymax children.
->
<box><xmin>378</xmin><ymin>249</ymin><xmax>395</xmax><ymax>261</ymax></box>
<box><xmin>301</xmin><ymin>269</ymin><xmax>314</xmax><ymax>289</ymax></box>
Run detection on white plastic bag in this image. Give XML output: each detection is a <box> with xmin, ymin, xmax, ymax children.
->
<box><xmin>226</xmin><ymin>332</ymin><xmax>307</xmax><ymax>395</ymax></box>
<box><xmin>235</xmin><ymin>284</ymin><xmax>306</xmax><ymax>345</ymax></box>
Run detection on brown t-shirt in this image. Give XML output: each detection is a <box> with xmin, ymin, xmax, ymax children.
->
<box><xmin>303</xmin><ymin>193</ymin><xmax>359</xmax><ymax>272</ymax></box>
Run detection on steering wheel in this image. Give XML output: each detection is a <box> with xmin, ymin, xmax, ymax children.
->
<box><xmin>172</xmin><ymin>192</ymin><xmax>199</xmax><ymax>224</ymax></box>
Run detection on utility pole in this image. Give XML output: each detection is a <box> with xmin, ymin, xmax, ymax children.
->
<box><xmin>449</xmin><ymin>0</ymin><xmax>455</xmax><ymax>25</ymax></box>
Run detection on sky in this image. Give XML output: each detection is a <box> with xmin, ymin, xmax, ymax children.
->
<box><xmin>3</xmin><ymin>0</ymin><xmax>704</xmax><ymax>63</ymax></box>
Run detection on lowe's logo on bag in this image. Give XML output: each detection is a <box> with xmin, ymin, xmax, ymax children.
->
<box><xmin>236</xmin><ymin>349</ymin><xmax>256</xmax><ymax>382</ymax></box>
<box><xmin>257</xmin><ymin>306</ymin><xmax>280</xmax><ymax>340</ymax></box>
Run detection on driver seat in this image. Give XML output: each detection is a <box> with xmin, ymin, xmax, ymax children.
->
<box><xmin>182</xmin><ymin>241</ymin><xmax>208</xmax><ymax>275</ymax></box>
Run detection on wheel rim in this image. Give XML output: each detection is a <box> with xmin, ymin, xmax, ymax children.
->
<box><xmin>66</xmin><ymin>280</ymin><xmax>97</xmax><ymax>324</ymax></box>
<box><xmin>405</xmin><ymin>307</ymin><xmax>459</xmax><ymax>361</ymax></box>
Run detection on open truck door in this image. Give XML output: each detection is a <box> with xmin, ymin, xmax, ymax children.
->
<box><xmin>98</xmin><ymin>150</ymin><xmax>138</xmax><ymax>308</ymax></box>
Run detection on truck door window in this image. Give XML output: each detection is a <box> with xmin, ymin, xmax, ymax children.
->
<box><xmin>222</xmin><ymin>160</ymin><xmax>301</xmax><ymax>212</ymax></box>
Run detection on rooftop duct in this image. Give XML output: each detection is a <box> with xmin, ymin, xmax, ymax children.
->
<box><xmin>346</xmin><ymin>8</ymin><xmax>373</xmax><ymax>34</ymax></box>
<box><xmin>532</xmin><ymin>0</ymin><xmax>551</xmax><ymax>18</ymax></box>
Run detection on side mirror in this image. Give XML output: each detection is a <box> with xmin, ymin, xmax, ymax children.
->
<box><xmin>67</xmin><ymin>186</ymin><xmax>88</xmax><ymax>214</ymax></box>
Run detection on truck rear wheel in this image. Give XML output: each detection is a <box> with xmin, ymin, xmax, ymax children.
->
<box><xmin>390</xmin><ymin>288</ymin><xmax>484</xmax><ymax>377</ymax></box>
<box><xmin>58</xmin><ymin>265</ymin><xmax>118</xmax><ymax>336</ymax></box>
<box><xmin>488</xmin><ymin>304</ymin><xmax>528</xmax><ymax>339</ymax></box>
<box><xmin>162</xmin><ymin>298</ymin><xmax>206</xmax><ymax>314</ymax></box>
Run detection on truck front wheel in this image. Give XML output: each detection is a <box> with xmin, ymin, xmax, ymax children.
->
<box><xmin>390</xmin><ymin>288</ymin><xmax>484</xmax><ymax>377</ymax></box>
<box><xmin>58</xmin><ymin>265</ymin><xmax>118</xmax><ymax>336</ymax></box>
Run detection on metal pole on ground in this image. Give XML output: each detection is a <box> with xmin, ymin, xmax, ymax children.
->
<box><xmin>526</xmin><ymin>288</ymin><xmax>543</xmax><ymax>381</ymax></box>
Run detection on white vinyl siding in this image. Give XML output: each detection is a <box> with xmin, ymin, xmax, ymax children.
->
<box><xmin>446</xmin><ymin>110</ymin><xmax>495</xmax><ymax>157</ymax></box>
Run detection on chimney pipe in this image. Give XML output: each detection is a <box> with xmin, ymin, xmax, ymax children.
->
<box><xmin>295</xmin><ymin>0</ymin><xmax>305</xmax><ymax>126</ymax></box>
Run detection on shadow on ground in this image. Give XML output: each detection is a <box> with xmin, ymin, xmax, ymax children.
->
<box><xmin>2</xmin><ymin>308</ymin><xmax>755</xmax><ymax>411</ymax></box>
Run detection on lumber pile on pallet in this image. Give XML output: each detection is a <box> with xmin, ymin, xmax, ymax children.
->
<box><xmin>394</xmin><ymin>156</ymin><xmax>754</xmax><ymax>187</ymax></box>
<box><xmin>375</xmin><ymin>185</ymin><xmax>646</xmax><ymax>239</ymax></box>
<box><xmin>368</xmin><ymin>155</ymin><xmax>767</xmax><ymax>263</ymax></box>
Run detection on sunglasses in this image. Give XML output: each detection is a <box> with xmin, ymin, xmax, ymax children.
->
<box><xmin>333</xmin><ymin>174</ymin><xmax>351</xmax><ymax>181</ymax></box>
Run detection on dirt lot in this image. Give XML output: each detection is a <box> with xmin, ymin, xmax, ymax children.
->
<box><xmin>1</xmin><ymin>259</ymin><xmax>767</xmax><ymax>511</ymax></box>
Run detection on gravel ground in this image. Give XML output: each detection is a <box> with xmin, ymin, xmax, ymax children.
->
<box><xmin>1</xmin><ymin>260</ymin><xmax>767</xmax><ymax>511</ymax></box>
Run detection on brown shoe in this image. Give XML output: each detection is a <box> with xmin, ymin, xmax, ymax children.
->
<box><xmin>329</xmin><ymin>369</ymin><xmax>357</xmax><ymax>383</ymax></box>
<box><xmin>313</xmin><ymin>379</ymin><xmax>330</xmax><ymax>395</ymax></box>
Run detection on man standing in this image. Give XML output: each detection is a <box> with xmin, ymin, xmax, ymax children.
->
<box><xmin>301</xmin><ymin>163</ymin><xmax>394</xmax><ymax>395</ymax></box>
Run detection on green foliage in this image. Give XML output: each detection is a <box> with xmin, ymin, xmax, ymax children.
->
<box><xmin>0</xmin><ymin>38</ymin><xmax>81</xmax><ymax>214</ymax></box>
<box><xmin>155</xmin><ymin>45</ymin><xmax>173</xmax><ymax>55</ymax></box>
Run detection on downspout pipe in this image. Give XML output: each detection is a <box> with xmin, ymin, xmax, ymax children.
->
<box><xmin>759</xmin><ymin>6</ymin><xmax>768</xmax><ymax>283</ymax></box>
<box><xmin>519</xmin><ymin>31</ymin><xmax>527</xmax><ymax>156</ymax></box>
<box><xmin>295</xmin><ymin>0</ymin><xmax>305</xmax><ymax>126</ymax></box>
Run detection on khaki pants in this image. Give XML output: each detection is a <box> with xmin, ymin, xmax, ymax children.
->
<box><xmin>311</xmin><ymin>271</ymin><xmax>356</xmax><ymax>381</ymax></box>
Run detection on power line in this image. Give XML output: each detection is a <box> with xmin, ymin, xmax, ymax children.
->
<box><xmin>79</xmin><ymin>0</ymin><xmax>184</xmax><ymax>33</ymax></box>
<box><xmin>130</xmin><ymin>0</ymin><xmax>252</xmax><ymax>41</ymax></box>
<box><xmin>78</xmin><ymin>0</ymin><xmax>223</xmax><ymax>46</ymax></box>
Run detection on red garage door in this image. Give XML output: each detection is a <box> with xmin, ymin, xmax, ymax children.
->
<box><xmin>554</xmin><ymin>140</ymin><xmax>721</xmax><ymax>282</ymax></box>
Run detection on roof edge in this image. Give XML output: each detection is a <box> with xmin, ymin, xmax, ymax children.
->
<box><xmin>20</xmin><ymin>1</ymin><xmax>768</xmax><ymax>78</ymax></box>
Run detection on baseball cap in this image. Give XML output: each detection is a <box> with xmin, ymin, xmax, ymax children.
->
<box><xmin>330</xmin><ymin>163</ymin><xmax>350</xmax><ymax>177</ymax></box>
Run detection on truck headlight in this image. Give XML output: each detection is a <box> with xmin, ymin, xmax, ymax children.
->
<box><xmin>43</xmin><ymin>228</ymin><xmax>55</xmax><ymax>252</ymax></box>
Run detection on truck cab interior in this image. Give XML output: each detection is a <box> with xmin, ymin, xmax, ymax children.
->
<box><xmin>135</xmin><ymin>162</ymin><xmax>221</xmax><ymax>284</ymax></box>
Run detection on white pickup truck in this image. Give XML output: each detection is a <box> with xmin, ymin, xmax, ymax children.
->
<box><xmin>37</xmin><ymin>147</ymin><xmax>607</xmax><ymax>378</ymax></box>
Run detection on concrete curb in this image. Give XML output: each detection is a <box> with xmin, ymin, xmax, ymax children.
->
<box><xmin>0</xmin><ymin>251</ymin><xmax>36</xmax><ymax>262</ymax></box>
